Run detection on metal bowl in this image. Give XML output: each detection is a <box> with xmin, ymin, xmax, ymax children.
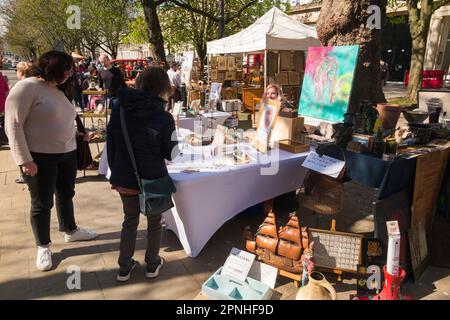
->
<box><xmin>403</xmin><ymin>110</ymin><xmax>429</xmax><ymax>124</ymax></box>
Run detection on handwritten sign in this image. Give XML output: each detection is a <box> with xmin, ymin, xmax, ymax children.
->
<box><xmin>222</xmin><ymin>248</ymin><xmax>256</xmax><ymax>282</ymax></box>
<box><xmin>302</xmin><ymin>151</ymin><xmax>345</xmax><ymax>178</ymax></box>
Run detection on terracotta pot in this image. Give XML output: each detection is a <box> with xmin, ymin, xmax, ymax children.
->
<box><xmin>296</xmin><ymin>272</ymin><xmax>337</xmax><ymax>300</ymax></box>
<box><xmin>376</xmin><ymin>103</ymin><xmax>402</xmax><ymax>129</ymax></box>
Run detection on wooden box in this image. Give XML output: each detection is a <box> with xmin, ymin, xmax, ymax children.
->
<box><xmin>242</xmin><ymin>87</ymin><xmax>264</xmax><ymax>111</ymax></box>
<box><xmin>351</xmin><ymin>134</ymin><xmax>374</xmax><ymax>152</ymax></box>
<box><xmin>279</xmin><ymin>140</ymin><xmax>310</xmax><ymax>154</ymax></box>
<box><xmin>221</xmin><ymin>87</ymin><xmax>238</xmax><ymax>100</ymax></box>
<box><xmin>271</xmin><ymin>116</ymin><xmax>305</xmax><ymax>143</ymax></box>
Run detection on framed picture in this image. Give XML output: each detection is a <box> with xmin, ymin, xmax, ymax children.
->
<box><xmin>418</xmin><ymin>89</ymin><xmax>450</xmax><ymax>116</ymax></box>
<box><xmin>210</xmin><ymin>56</ymin><xmax>218</xmax><ymax>68</ymax></box>
<box><xmin>211</xmin><ymin>69</ymin><xmax>218</xmax><ymax>80</ymax></box>
<box><xmin>299</xmin><ymin>45</ymin><xmax>359</xmax><ymax>123</ymax></box>
<box><xmin>227</xmin><ymin>56</ymin><xmax>236</xmax><ymax>70</ymax></box>
<box><xmin>253</xmin><ymin>99</ymin><xmax>281</xmax><ymax>153</ymax></box>
<box><xmin>225</xmin><ymin>71</ymin><xmax>235</xmax><ymax>81</ymax></box>
<box><xmin>209</xmin><ymin>82</ymin><xmax>222</xmax><ymax>110</ymax></box>
<box><xmin>309</xmin><ymin>228</ymin><xmax>363</xmax><ymax>273</ymax></box>
<box><xmin>218</xmin><ymin>56</ymin><xmax>227</xmax><ymax>71</ymax></box>
<box><xmin>217</xmin><ymin>72</ymin><xmax>225</xmax><ymax>83</ymax></box>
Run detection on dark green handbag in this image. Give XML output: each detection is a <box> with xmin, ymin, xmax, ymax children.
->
<box><xmin>120</xmin><ymin>107</ymin><xmax>176</xmax><ymax>216</ymax></box>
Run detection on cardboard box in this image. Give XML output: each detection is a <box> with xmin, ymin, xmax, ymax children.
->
<box><xmin>202</xmin><ymin>267</ymin><xmax>272</xmax><ymax>300</ymax></box>
<box><xmin>288</xmin><ymin>71</ymin><xmax>301</xmax><ymax>85</ymax></box>
<box><xmin>271</xmin><ymin>117</ymin><xmax>305</xmax><ymax>143</ymax></box>
<box><xmin>275</xmin><ymin>72</ymin><xmax>289</xmax><ymax>86</ymax></box>
<box><xmin>293</xmin><ymin>51</ymin><xmax>305</xmax><ymax>73</ymax></box>
<box><xmin>280</xmin><ymin>51</ymin><xmax>292</xmax><ymax>71</ymax></box>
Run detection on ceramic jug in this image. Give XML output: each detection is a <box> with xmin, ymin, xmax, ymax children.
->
<box><xmin>296</xmin><ymin>272</ymin><xmax>337</xmax><ymax>300</ymax></box>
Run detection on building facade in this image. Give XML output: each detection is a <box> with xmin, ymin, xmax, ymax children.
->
<box><xmin>288</xmin><ymin>1</ymin><xmax>450</xmax><ymax>80</ymax></box>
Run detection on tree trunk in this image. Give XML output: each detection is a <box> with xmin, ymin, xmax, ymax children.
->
<box><xmin>141</xmin><ymin>0</ymin><xmax>167</xmax><ymax>66</ymax></box>
<box><xmin>196</xmin><ymin>42</ymin><xmax>207</xmax><ymax>75</ymax></box>
<box><xmin>406</xmin><ymin>1</ymin><xmax>433</xmax><ymax>102</ymax></box>
<box><xmin>317</xmin><ymin>0</ymin><xmax>387</xmax><ymax>114</ymax></box>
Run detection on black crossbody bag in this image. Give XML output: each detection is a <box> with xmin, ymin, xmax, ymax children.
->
<box><xmin>120</xmin><ymin>107</ymin><xmax>176</xmax><ymax>216</ymax></box>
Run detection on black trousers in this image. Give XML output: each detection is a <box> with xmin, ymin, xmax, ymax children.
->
<box><xmin>24</xmin><ymin>151</ymin><xmax>78</xmax><ymax>246</ymax></box>
<box><xmin>118</xmin><ymin>194</ymin><xmax>162</xmax><ymax>272</ymax></box>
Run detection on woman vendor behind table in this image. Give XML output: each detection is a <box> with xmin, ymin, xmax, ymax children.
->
<box><xmin>107</xmin><ymin>67</ymin><xmax>179</xmax><ymax>282</ymax></box>
<box><xmin>260</xmin><ymin>84</ymin><xmax>299</xmax><ymax>214</ymax></box>
<box><xmin>5</xmin><ymin>51</ymin><xmax>98</xmax><ymax>272</ymax></box>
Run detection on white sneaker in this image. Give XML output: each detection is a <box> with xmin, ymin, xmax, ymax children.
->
<box><xmin>36</xmin><ymin>246</ymin><xmax>53</xmax><ymax>271</ymax></box>
<box><xmin>65</xmin><ymin>227</ymin><xmax>98</xmax><ymax>243</ymax></box>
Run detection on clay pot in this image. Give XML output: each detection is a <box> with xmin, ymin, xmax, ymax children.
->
<box><xmin>376</xmin><ymin>103</ymin><xmax>402</xmax><ymax>129</ymax></box>
<box><xmin>296</xmin><ymin>272</ymin><xmax>337</xmax><ymax>300</ymax></box>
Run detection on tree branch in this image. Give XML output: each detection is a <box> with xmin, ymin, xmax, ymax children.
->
<box><xmin>225</xmin><ymin>0</ymin><xmax>258</xmax><ymax>24</ymax></box>
<box><xmin>168</xmin><ymin>0</ymin><xmax>218</xmax><ymax>22</ymax></box>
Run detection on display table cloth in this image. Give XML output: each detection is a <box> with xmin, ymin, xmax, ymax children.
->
<box><xmin>163</xmin><ymin>143</ymin><xmax>309</xmax><ymax>257</ymax></box>
<box><xmin>178</xmin><ymin>111</ymin><xmax>231</xmax><ymax>132</ymax></box>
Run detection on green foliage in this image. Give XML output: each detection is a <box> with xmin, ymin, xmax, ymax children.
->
<box><xmin>1</xmin><ymin>0</ymin><xmax>135</xmax><ymax>58</ymax></box>
<box><xmin>156</xmin><ymin>0</ymin><xmax>288</xmax><ymax>59</ymax></box>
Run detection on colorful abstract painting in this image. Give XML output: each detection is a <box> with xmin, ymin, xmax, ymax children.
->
<box><xmin>298</xmin><ymin>45</ymin><xmax>359</xmax><ymax>122</ymax></box>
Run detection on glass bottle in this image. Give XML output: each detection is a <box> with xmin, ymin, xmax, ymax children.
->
<box><xmin>373</xmin><ymin>129</ymin><xmax>386</xmax><ymax>158</ymax></box>
<box><xmin>354</xmin><ymin>100</ymin><xmax>368</xmax><ymax>134</ymax></box>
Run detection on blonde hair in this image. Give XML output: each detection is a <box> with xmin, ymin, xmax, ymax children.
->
<box><xmin>16</xmin><ymin>61</ymin><xmax>32</xmax><ymax>73</ymax></box>
<box><xmin>262</xmin><ymin>84</ymin><xmax>284</xmax><ymax>104</ymax></box>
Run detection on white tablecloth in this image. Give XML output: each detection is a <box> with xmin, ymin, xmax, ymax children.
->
<box><xmin>163</xmin><ymin>144</ymin><xmax>309</xmax><ymax>257</ymax></box>
<box><xmin>178</xmin><ymin>111</ymin><xmax>231</xmax><ymax>132</ymax></box>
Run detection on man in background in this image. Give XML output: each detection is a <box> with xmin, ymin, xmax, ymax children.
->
<box><xmin>98</xmin><ymin>53</ymin><xmax>126</xmax><ymax>98</ymax></box>
<box><xmin>167</xmin><ymin>62</ymin><xmax>182</xmax><ymax>111</ymax></box>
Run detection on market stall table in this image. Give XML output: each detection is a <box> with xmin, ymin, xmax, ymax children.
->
<box><xmin>178</xmin><ymin>111</ymin><xmax>231</xmax><ymax>132</ymax></box>
<box><xmin>163</xmin><ymin>143</ymin><xmax>309</xmax><ymax>257</ymax></box>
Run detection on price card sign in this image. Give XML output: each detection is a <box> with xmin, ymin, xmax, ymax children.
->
<box><xmin>302</xmin><ymin>151</ymin><xmax>345</xmax><ymax>178</ymax></box>
<box><xmin>222</xmin><ymin>248</ymin><xmax>256</xmax><ymax>282</ymax></box>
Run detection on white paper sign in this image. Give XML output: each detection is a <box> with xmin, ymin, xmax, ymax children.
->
<box><xmin>222</xmin><ymin>248</ymin><xmax>256</xmax><ymax>283</ymax></box>
<box><xmin>248</xmin><ymin>261</ymin><xmax>278</xmax><ymax>289</ymax></box>
<box><xmin>302</xmin><ymin>151</ymin><xmax>345</xmax><ymax>178</ymax></box>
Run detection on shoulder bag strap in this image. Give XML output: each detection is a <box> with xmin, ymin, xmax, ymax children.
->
<box><xmin>119</xmin><ymin>107</ymin><xmax>142</xmax><ymax>190</ymax></box>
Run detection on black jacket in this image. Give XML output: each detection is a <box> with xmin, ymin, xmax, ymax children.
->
<box><xmin>107</xmin><ymin>88</ymin><xmax>179</xmax><ymax>190</ymax></box>
<box><xmin>99</xmin><ymin>66</ymin><xmax>126</xmax><ymax>98</ymax></box>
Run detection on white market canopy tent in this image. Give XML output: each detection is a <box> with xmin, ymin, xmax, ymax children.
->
<box><xmin>207</xmin><ymin>7</ymin><xmax>321</xmax><ymax>55</ymax></box>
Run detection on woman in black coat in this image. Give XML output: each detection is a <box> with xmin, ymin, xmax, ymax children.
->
<box><xmin>107</xmin><ymin>67</ymin><xmax>178</xmax><ymax>282</ymax></box>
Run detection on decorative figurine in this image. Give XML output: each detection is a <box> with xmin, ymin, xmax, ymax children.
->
<box><xmin>301</xmin><ymin>241</ymin><xmax>315</xmax><ymax>286</ymax></box>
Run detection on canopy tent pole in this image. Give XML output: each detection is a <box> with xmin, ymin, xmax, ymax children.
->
<box><xmin>264</xmin><ymin>49</ymin><xmax>268</xmax><ymax>90</ymax></box>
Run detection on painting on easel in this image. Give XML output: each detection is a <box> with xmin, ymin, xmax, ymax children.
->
<box><xmin>298</xmin><ymin>45</ymin><xmax>359</xmax><ymax>123</ymax></box>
